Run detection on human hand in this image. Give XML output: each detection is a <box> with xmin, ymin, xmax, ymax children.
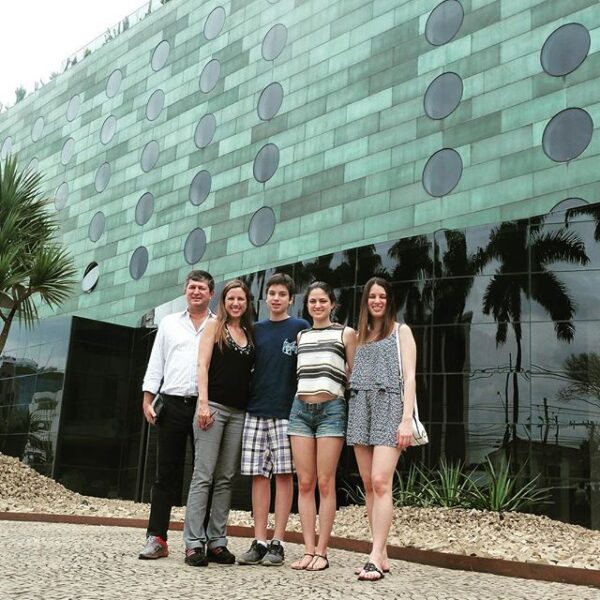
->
<box><xmin>396</xmin><ymin>419</ymin><xmax>412</xmax><ymax>450</ymax></box>
<box><xmin>197</xmin><ymin>404</ymin><xmax>215</xmax><ymax>430</ymax></box>
<box><xmin>143</xmin><ymin>401</ymin><xmax>157</xmax><ymax>425</ymax></box>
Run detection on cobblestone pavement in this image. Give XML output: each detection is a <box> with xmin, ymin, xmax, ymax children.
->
<box><xmin>2</xmin><ymin>522</ymin><xmax>600</xmax><ymax>600</ymax></box>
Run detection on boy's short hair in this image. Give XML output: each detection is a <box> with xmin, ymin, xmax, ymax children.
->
<box><xmin>265</xmin><ymin>272</ymin><xmax>295</xmax><ymax>296</ymax></box>
<box><xmin>185</xmin><ymin>269</ymin><xmax>215</xmax><ymax>292</ymax></box>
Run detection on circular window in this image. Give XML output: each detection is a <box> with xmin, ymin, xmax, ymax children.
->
<box><xmin>542</xmin><ymin>108</ymin><xmax>593</xmax><ymax>162</ymax></box>
<box><xmin>88</xmin><ymin>211</ymin><xmax>106</xmax><ymax>242</ymax></box>
<box><xmin>54</xmin><ymin>182</ymin><xmax>69</xmax><ymax>210</ymax></box>
<box><xmin>141</xmin><ymin>140</ymin><xmax>160</xmax><ymax>172</ymax></box>
<box><xmin>262</xmin><ymin>24</ymin><xmax>287</xmax><ymax>61</ymax></box>
<box><xmin>541</xmin><ymin>23</ymin><xmax>590</xmax><ymax>77</ymax></box>
<box><xmin>100</xmin><ymin>115</ymin><xmax>117</xmax><ymax>144</ymax></box>
<box><xmin>194</xmin><ymin>114</ymin><xmax>217</xmax><ymax>149</ymax></box>
<box><xmin>200</xmin><ymin>59</ymin><xmax>221</xmax><ymax>94</ymax></box>
<box><xmin>151</xmin><ymin>40</ymin><xmax>170</xmax><ymax>71</ymax></box>
<box><xmin>425</xmin><ymin>0</ymin><xmax>464</xmax><ymax>46</ymax></box>
<box><xmin>66</xmin><ymin>94</ymin><xmax>81</xmax><ymax>122</ymax></box>
<box><xmin>422</xmin><ymin>148</ymin><xmax>463</xmax><ymax>197</ymax></box>
<box><xmin>1</xmin><ymin>136</ymin><xmax>13</xmax><ymax>160</ymax></box>
<box><xmin>550</xmin><ymin>197</ymin><xmax>588</xmax><ymax>213</ymax></box>
<box><xmin>106</xmin><ymin>69</ymin><xmax>123</xmax><ymax>98</ymax></box>
<box><xmin>253</xmin><ymin>143</ymin><xmax>280</xmax><ymax>183</ymax></box>
<box><xmin>27</xmin><ymin>157</ymin><xmax>39</xmax><ymax>172</ymax></box>
<box><xmin>82</xmin><ymin>262</ymin><xmax>100</xmax><ymax>293</ymax></box>
<box><xmin>184</xmin><ymin>228</ymin><xmax>207</xmax><ymax>264</ymax></box>
<box><xmin>146</xmin><ymin>89</ymin><xmax>165</xmax><ymax>121</ymax></box>
<box><xmin>32</xmin><ymin>117</ymin><xmax>45</xmax><ymax>142</ymax></box>
<box><xmin>424</xmin><ymin>72</ymin><xmax>463</xmax><ymax>119</ymax></box>
<box><xmin>61</xmin><ymin>137</ymin><xmax>75</xmax><ymax>165</ymax></box>
<box><xmin>257</xmin><ymin>82</ymin><xmax>284</xmax><ymax>120</ymax></box>
<box><xmin>95</xmin><ymin>163</ymin><xmax>111</xmax><ymax>192</ymax></box>
<box><xmin>136</xmin><ymin>192</ymin><xmax>154</xmax><ymax>225</ymax></box>
<box><xmin>204</xmin><ymin>6</ymin><xmax>226</xmax><ymax>40</ymax></box>
<box><xmin>130</xmin><ymin>246</ymin><xmax>149</xmax><ymax>280</ymax></box>
<box><xmin>189</xmin><ymin>170</ymin><xmax>212</xmax><ymax>206</ymax></box>
<box><xmin>249</xmin><ymin>207</ymin><xmax>276</xmax><ymax>246</ymax></box>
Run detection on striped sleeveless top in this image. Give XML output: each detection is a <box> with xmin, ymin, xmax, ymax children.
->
<box><xmin>296</xmin><ymin>324</ymin><xmax>347</xmax><ymax>397</ymax></box>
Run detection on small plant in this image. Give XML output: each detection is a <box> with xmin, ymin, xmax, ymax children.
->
<box><xmin>393</xmin><ymin>464</ymin><xmax>424</xmax><ymax>507</ymax></box>
<box><xmin>418</xmin><ymin>459</ymin><xmax>472</xmax><ymax>508</ymax></box>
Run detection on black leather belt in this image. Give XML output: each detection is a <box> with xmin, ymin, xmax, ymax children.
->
<box><xmin>164</xmin><ymin>394</ymin><xmax>197</xmax><ymax>404</ymax></box>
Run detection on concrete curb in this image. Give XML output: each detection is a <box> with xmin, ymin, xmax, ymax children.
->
<box><xmin>2</xmin><ymin>511</ymin><xmax>598</xmax><ymax>588</ymax></box>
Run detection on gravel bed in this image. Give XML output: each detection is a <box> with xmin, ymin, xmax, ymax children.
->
<box><xmin>2</xmin><ymin>453</ymin><xmax>599</xmax><ymax>569</ymax></box>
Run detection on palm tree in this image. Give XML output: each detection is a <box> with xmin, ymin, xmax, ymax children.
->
<box><xmin>478</xmin><ymin>219</ymin><xmax>589</xmax><ymax>453</ymax></box>
<box><xmin>0</xmin><ymin>155</ymin><xmax>76</xmax><ymax>354</ymax></box>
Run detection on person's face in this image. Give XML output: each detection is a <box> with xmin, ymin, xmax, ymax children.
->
<box><xmin>224</xmin><ymin>287</ymin><xmax>247</xmax><ymax>320</ymax></box>
<box><xmin>266</xmin><ymin>284</ymin><xmax>292</xmax><ymax>317</ymax></box>
<box><xmin>367</xmin><ymin>283</ymin><xmax>387</xmax><ymax>319</ymax></box>
<box><xmin>185</xmin><ymin>279</ymin><xmax>213</xmax><ymax>312</ymax></box>
<box><xmin>307</xmin><ymin>288</ymin><xmax>333</xmax><ymax>320</ymax></box>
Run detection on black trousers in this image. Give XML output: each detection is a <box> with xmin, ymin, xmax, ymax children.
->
<box><xmin>147</xmin><ymin>395</ymin><xmax>195</xmax><ymax>540</ymax></box>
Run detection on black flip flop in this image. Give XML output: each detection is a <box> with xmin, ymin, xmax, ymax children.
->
<box><xmin>357</xmin><ymin>562</ymin><xmax>385</xmax><ymax>581</ymax></box>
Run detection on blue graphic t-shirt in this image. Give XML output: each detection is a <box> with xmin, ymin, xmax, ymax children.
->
<box><xmin>248</xmin><ymin>316</ymin><xmax>310</xmax><ymax>418</ymax></box>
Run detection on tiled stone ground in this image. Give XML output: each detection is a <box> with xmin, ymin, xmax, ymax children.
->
<box><xmin>2</xmin><ymin>521</ymin><xmax>600</xmax><ymax>600</ymax></box>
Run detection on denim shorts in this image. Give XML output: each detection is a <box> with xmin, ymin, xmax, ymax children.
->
<box><xmin>287</xmin><ymin>396</ymin><xmax>347</xmax><ymax>438</ymax></box>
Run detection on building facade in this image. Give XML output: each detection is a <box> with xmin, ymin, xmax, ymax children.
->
<box><xmin>1</xmin><ymin>0</ymin><xmax>600</xmax><ymax>526</ymax></box>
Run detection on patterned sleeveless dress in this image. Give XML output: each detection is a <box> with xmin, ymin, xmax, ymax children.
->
<box><xmin>346</xmin><ymin>331</ymin><xmax>403</xmax><ymax>447</ymax></box>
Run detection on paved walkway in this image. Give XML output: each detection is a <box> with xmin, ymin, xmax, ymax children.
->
<box><xmin>1</xmin><ymin>521</ymin><xmax>600</xmax><ymax>600</ymax></box>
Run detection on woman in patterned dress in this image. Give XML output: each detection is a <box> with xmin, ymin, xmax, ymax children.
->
<box><xmin>346</xmin><ymin>277</ymin><xmax>417</xmax><ymax>581</ymax></box>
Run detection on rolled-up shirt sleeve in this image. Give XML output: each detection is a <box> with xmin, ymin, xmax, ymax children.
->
<box><xmin>142</xmin><ymin>324</ymin><xmax>165</xmax><ymax>394</ymax></box>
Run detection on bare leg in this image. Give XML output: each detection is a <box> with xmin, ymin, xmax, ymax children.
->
<box><xmin>273</xmin><ymin>473</ymin><xmax>293</xmax><ymax>541</ymax></box>
<box><xmin>290</xmin><ymin>435</ymin><xmax>317</xmax><ymax>568</ymax></box>
<box><xmin>252</xmin><ymin>475</ymin><xmax>270</xmax><ymax>541</ymax></box>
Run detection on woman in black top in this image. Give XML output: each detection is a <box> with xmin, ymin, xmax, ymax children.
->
<box><xmin>183</xmin><ymin>280</ymin><xmax>255</xmax><ymax>566</ymax></box>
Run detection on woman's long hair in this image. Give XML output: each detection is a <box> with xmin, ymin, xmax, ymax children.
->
<box><xmin>356</xmin><ymin>277</ymin><xmax>396</xmax><ymax>345</ymax></box>
<box><xmin>215</xmin><ymin>279</ymin><xmax>254</xmax><ymax>350</ymax></box>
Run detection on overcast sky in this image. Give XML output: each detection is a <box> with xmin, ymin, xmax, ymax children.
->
<box><xmin>0</xmin><ymin>0</ymin><xmax>146</xmax><ymax>108</ymax></box>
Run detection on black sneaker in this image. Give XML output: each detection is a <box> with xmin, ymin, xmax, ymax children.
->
<box><xmin>262</xmin><ymin>540</ymin><xmax>284</xmax><ymax>566</ymax></box>
<box><xmin>207</xmin><ymin>546</ymin><xmax>236</xmax><ymax>564</ymax></box>
<box><xmin>237</xmin><ymin>540</ymin><xmax>268</xmax><ymax>565</ymax></box>
<box><xmin>185</xmin><ymin>547</ymin><xmax>208</xmax><ymax>567</ymax></box>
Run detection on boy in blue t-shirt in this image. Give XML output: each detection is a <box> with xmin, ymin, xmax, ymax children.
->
<box><xmin>238</xmin><ymin>273</ymin><xmax>309</xmax><ymax>566</ymax></box>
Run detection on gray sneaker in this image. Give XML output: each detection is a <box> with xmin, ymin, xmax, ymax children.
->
<box><xmin>138</xmin><ymin>535</ymin><xmax>168</xmax><ymax>559</ymax></box>
<box><xmin>237</xmin><ymin>540</ymin><xmax>268</xmax><ymax>565</ymax></box>
<box><xmin>261</xmin><ymin>540</ymin><xmax>284</xmax><ymax>566</ymax></box>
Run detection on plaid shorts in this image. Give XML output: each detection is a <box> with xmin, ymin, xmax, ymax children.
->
<box><xmin>241</xmin><ymin>414</ymin><xmax>294</xmax><ymax>477</ymax></box>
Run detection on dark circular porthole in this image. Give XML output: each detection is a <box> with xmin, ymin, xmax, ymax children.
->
<box><xmin>95</xmin><ymin>162</ymin><xmax>111</xmax><ymax>192</ymax></box>
<box><xmin>106</xmin><ymin>69</ymin><xmax>123</xmax><ymax>98</ymax></box>
<box><xmin>425</xmin><ymin>0</ymin><xmax>464</xmax><ymax>46</ymax></box>
<box><xmin>189</xmin><ymin>170</ymin><xmax>212</xmax><ymax>206</ymax></box>
<box><xmin>422</xmin><ymin>148</ymin><xmax>463</xmax><ymax>197</ymax></box>
<box><xmin>262</xmin><ymin>24</ymin><xmax>287</xmax><ymax>61</ymax></box>
<box><xmin>204</xmin><ymin>6</ymin><xmax>226</xmax><ymax>40</ymax></box>
<box><xmin>200</xmin><ymin>59</ymin><xmax>221</xmax><ymax>94</ymax></box>
<box><xmin>136</xmin><ymin>192</ymin><xmax>154</xmax><ymax>226</ymax></box>
<box><xmin>146</xmin><ymin>89</ymin><xmax>165</xmax><ymax>121</ymax></box>
<box><xmin>88</xmin><ymin>211</ymin><xmax>106</xmax><ymax>242</ymax></box>
<box><xmin>542</xmin><ymin>108</ymin><xmax>593</xmax><ymax>162</ymax></box>
<box><xmin>151</xmin><ymin>40</ymin><xmax>170</xmax><ymax>71</ymax></box>
<box><xmin>424</xmin><ymin>72</ymin><xmax>463</xmax><ymax>119</ymax></box>
<box><xmin>66</xmin><ymin>94</ymin><xmax>81</xmax><ymax>122</ymax></box>
<box><xmin>61</xmin><ymin>137</ymin><xmax>75</xmax><ymax>165</ymax></box>
<box><xmin>140</xmin><ymin>141</ymin><xmax>160</xmax><ymax>172</ymax></box>
<box><xmin>32</xmin><ymin>117</ymin><xmax>44</xmax><ymax>142</ymax></box>
<box><xmin>253</xmin><ymin>143</ymin><xmax>280</xmax><ymax>183</ymax></box>
<box><xmin>0</xmin><ymin>136</ymin><xmax>13</xmax><ymax>160</ymax></box>
<box><xmin>184</xmin><ymin>228</ymin><xmax>207</xmax><ymax>264</ymax></box>
<box><xmin>54</xmin><ymin>182</ymin><xmax>69</xmax><ymax>210</ymax></box>
<box><xmin>541</xmin><ymin>23</ymin><xmax>590</xmax><ymax>77</ymax></box>
<box><xmin>194</xmin><ymin>114</ymin><xmax>217</xmax><ymax>149</ymax></box>
<box><xmin>249</xmin><ymin>207</ymin><xmax>276</xmax><ymax>246</ymax></box>
<box><xmin>257</xmin><ymin>82</ymin><xmax>284</xmax><ymax>120</ymax></box>
<box><xmin>82</xmin><ymin>262</ymin><xmax>100</xmax><ymax>293</ymax></box>
<box><xmin>100</xmin><ymin>115</ymin><xmax>117</xmax><ymax>144</ymax></box>
<box><xmin>130</xmin><ymin>246</ymin><xmax>149</xmax><ymax>280</ymax></box>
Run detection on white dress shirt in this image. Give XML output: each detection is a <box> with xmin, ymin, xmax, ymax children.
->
<box><xmin>142</xmin><ymin>309</ymin><xmax>214</xmax><ymax>396</ymax></box>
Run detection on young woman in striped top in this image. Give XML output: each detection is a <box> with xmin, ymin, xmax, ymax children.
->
<box><xmin>287</xmin><ymin>281</ymin><xmax>356</xmax><ymax>571</ymax></box>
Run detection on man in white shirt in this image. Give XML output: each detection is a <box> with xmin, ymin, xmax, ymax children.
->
<box><xmin>138</xmin><ymin>270</ymin><xmax>214</xmax><ymax>559</ymax></box>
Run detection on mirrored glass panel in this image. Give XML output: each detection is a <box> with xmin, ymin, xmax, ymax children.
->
<box><xmin>94</xmin><ymin>162</ymin><xmax>111</xmax><ymax>193</ymax></box>
<box><xmin>262</xmin><ymin>24</ymin><xmax>287</xmax><ymax>61</ymax></box>
<box><xmin>66</xmin><ymin>94</ymin><xmax>81</xmax><ymax>122</ymax></box>
<box><xmin>0</xmin><ymin>136</ymin><xmax>12</xmax><ymax>159</ymax></box>
<box><xmin>189</xmin><ymin>170</ymin><xmax>211</xmax><ymax>206</ymax></box>
<box><xmin>194</xmin><ymin>114</ymin><xmax>217</xmax><ymax>149</ymax></box>
<box><xmin>184</xmin><ymin>228</ymin><xmax>207</xmax><ymax>264</ymax></box>
<box><xmin>204</xmin><ymin>6</ymin><xmax>225</xmax><ymax>40</ymax></box>
<box><xmin>200</xmin><ymin>59</ymin><xmax>220</xmax><ymax>93</ymax></box>
<box><xmin>146</xmin><ymin>89</ymin><xmax>165</xmax><ymax>121</ymax></box>
<box><xmin>31</xmin><ymin>117</ymin><xmax>44</xmax><ymax>142</ymax></box>
<box><xmin>82</xmin><ymin>263</ymin><xmax>100</xmax><ymax>293</ymax></box>
<box><xmin>27</xmin><ymin>157</ymin><xmax>39</xmax><ymax>172</ymax></box>
<box><xmin>422</xmin><ymin>148</ymin><xmax>462</xmax><ymax>197</ymax></box>
<box><xmin>541</xmin><ymin>23</ymin><xmax>590</xmax><ymax>77</ymax></box>
<box><xmin>542</xmin><ymin>108</ymin><xmax>593</xmax><ymax>162</ymax></box>
<box><xmin>135</xmin><ymin>192</ymin><xmax>154</xmax><ymax>226</ymax></box>
<box><xmin>249</xmin><ymin>207</ymin><xmax>276</xmax><ymax>246</ymax></box>
<box><xmin>253</xmin><ymin>143</ymin><xmax>280</xmax><ymax>183</ymax></box>
<box><xmin>257</xmin><ymin>82</ymin><xmax>284</xmax><ymax>121</ymax></box>
<box><xmin>129</xmin><ymin>246</ymin><xmax>149</xmax><ymax>280</ymax></box>
<box><xmin>140</xmin><ymin>141</ymin><xmax>160</xmax><ymax>172</ymax></box>
<box><xmin>151</xmin><ymin>40</ymin><xmax>170</xmax><ymax>71</ymax></box>
<box><xmin>425</xmin><ymin>0</ymin><xmax>464</xmax><ymax>46</ymax></box>
<box><xmin>60</xmin><ymin>137</ymin><xmax>75</xmax><ymax>165</ymax></box>
<box><xmin>88</xmin><ymin>212</ymin><xmax>105</xmax><ymax>242</ymax></box>
<box><xmin>424</xmin><ymin>72</ymin><xmax>463</xmax><ymax>119</ymax></box>
<box><xmin>54</xmin><ymin>182</ymin><xmax>69</xmax><ymax>210</ymax></box>
<box><xmin>106</xmin><ymin>69</ymin><xmax>123</xmax><ymax>98</ymax></box>
<box><xmin>100</xmin><ymin>115</ymin><xmax>117</xmax><ymax>144</ymax></box>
